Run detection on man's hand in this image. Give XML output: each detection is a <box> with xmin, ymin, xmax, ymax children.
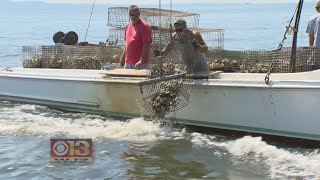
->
<box><xmin>135</xmin><ymin>59</ymin><xmax>143</xmax><ymax>69</ymax></box>
<box><xmin>119</xmin><ymin>56</ymin><xmax>125</xmax><ymax>66</ymax></box>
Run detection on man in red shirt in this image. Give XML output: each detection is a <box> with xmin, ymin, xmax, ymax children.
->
<box><xmin>120</xmin><ymin>5</ymin><xmax>152</xmax><ymax>69</ymax></box>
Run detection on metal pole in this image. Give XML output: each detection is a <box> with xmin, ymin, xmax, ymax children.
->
<box><xmin>289</xmin><ymin>0</ymin><xmax>304</xmax><ymax>73</ymax></box>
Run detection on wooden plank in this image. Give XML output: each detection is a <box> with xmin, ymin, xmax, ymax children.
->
<box><xmin>100</xmin><ymin>69</ymin><xmax>150</xmax><ymax>77</ymax></box>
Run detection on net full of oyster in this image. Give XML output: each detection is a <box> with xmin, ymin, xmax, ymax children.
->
<box><xmin>149</xmin><ymin>62</ymin><xmax>182</xmax><ymax>79</ymax></box>
<box><xmin>150</xmin><ymin>79</ymin><xmax>184</xmax><ymax>118</ymax></box>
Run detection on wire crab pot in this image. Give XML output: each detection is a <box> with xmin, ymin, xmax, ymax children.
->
<box><xmin>107</xmin><ymin>7</ymin><xmax>200</xmax><ymax>29</ymax></box>
<box><xmin>140</xmin><ymin>8</ymin><xmax>200</xmax><ymax>29</ymax></box>
<box><xmin>206</xmin><ymin>47</ymin><xmax>320</xmax><ymax>73</ymax></box>
<box><xmin>23</xmin><ymin>45</ymin><xmax>123</xmax><ymax>69</ymax></box>
<box><xmin>108</xmin><ymin>26</ymin><xmax>224</xmax><ymax>51</ymax></box>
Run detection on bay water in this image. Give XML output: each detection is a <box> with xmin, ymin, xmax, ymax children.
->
<box><xmin>0</xmin><ymin>1</ymin><xmax>319</xmax><ymax>179</ymax></box>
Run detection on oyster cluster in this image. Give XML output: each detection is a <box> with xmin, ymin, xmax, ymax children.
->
<box><xmin>239</xmin><ymin>63</ymin><xmax>269</xmax><ymax>73</ymax></box>
<box><xmin>42</xmin><ymin>55</ymin><xmax>62</xmax><ymax>68</ymax></box>
<box><xmin>208</xmin><ymin>59</ymin><xmax>271</xmax><ymax>73</ymax></box>
<box><xmin>150</xmin><ymin>80</ymin><xmax>183</xmax><ymax>118</ymax></box>
<box><xmin>163</xmin><ymin>62</ymin><xmax>182</xmax><ymax>75</ymax></box>
<box><xmin>62</xmin><ymin>56</ymin><xmax>98</xmax><ymax>69</ymax></box>
<box><xmin>23</xmin><ymin>56</ymin><xmax>42</xmax><ymax>68</ymax></box>
<box><xmin>149</xmin><ymin>64</ymin><xmax>164</xmax><ymax>79</ymax></box>
<box><xmin>149</xmin><ymin>62</ymin><xmax>182</xmax><ymax>79</ymax></box>
<box><xmin>208</xmin><ymin>59</ymin><xmax>239</xmax><ymax>72</ymax></box>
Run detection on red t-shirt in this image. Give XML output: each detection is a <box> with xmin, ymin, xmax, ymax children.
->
<box><xmin>124</xmin><ymin>19</ymin><xmax>152</xmax><ymax>64</ymax></box>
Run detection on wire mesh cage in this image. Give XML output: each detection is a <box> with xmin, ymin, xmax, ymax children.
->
<box><xmin>140</xmin><ymin>77</ymin><xmax>191</xmax><ymax>118</ymax></box>
<box><xmin>151</xmin><ymin>27</ymin><xmax>172</xmax><ymax>51</ymax></box>
<box><xmin>41</xmin><ymin>45</ymin><xmax>64</xmax><ymax>69</ymax></box>
<box><xmin>107</xmin><ymin>7</ymin><xmax>129</xmax><ymax>28</ymax></box>
<box><xmin>108</xmin><ymin>26</ymin><xmax>172</xmax><ymax>49</ymax></box>
<box><xmin>107</xmin><ymin>7</ymin><xmax>200</xmax><ymax>29</ymax></box>
<box><xmin>206</xmin><ymin>47</ymin><xmax>320</xmax><ymax>73</ymax></box>
<box><xmin>107</xmin><ymin>7</ymin><xmax>223</xmax><ymax>51</ymax></box>
<box><xmin>140</xmin><ymin>8</ymin><xmax>200</xmax><ymax>29</ymax></box>
<box><xmin>22</xmin><ymin>46</ymin><xmax>43</xmax><ymax>68</ymax></box>
<box><xmin>196</xmin><ymin>28</ymin><xmax>224</xmax><ymax>49</ymax></box>
<box><xmin>108</xmin><ymin>26</ymin><xmax>224</xmax><ymax>51</ymax></box>
<box><xmin>140</xmin><ymin>32</ymin><xmax>202</xmax><ymax>118</ymax></box>
<box><xmin>108</xmin><ymin>28</ymin><xmax>125</xmax><ymax>46</ymax></box>
<box><xmin>23</xmin><ymin>45</ymin><xmax>123</xmax><ymax>69</ymax></box>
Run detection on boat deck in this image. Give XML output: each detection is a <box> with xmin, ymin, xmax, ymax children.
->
<box><xmin>1</xmin><ymin>68</ymin><xmax>320</xmax><ymax>84</ymax></box>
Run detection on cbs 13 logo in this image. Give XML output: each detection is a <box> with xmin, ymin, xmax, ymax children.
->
<box><xmin>50</xmin><ymin>139</ymin><xmax>92</xmax><ymax>164</ymax></box>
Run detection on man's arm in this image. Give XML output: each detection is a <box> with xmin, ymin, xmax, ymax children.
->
<box><xmin>160</xmin><ymin>40</ymin><xmax>174</xmax><ymax>56</ymax></box>
<box><xmin>120</xmin><ymin>48</ymin><xmax>126</xmax><ymax>66</ymax></box>
<box><xmin>135</xmin><ymin>24</ymin><xmax>152</xmax><ymax>68</ymax></box>
<box><xmin>192</xmin><ymin>31</ymin><xmax>208</xmax><ymax>54</ymax></box>
<box><xmin>140</xmin><ymin>43</ymin><xmax>151</xmax><ymax>63</ymax></box>
<box><xmin>309</xmin><ymin>34</ymin><xmax>315</xmax><ymax>47</ymax></box>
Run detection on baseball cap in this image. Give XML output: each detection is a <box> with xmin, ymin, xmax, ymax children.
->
<box><xmin>174</xmin><ymin>19</ymin><xmax>187</xmax><ymax>28</ymax></box>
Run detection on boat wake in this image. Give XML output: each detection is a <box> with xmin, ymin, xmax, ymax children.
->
<box><xmin>191</xmin><ymin>132</ymin><xmax>320</xmax><ymax>179</ymax></box>
<box><xmin>0</xmin><ymin>102</ymin><xmax>166</xmax><ymax>142</ymax></box>
<box><xmin>1</xmin><ymin>101</ymin><xmax>319</xmax><ymax>179</ymax></box>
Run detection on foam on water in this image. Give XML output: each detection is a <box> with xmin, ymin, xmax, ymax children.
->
<box><xmin>0</xmin><ymin>103</ymin><xmax>164</xmax><ymax>142</ymax></box>
<box><xmin>1</xmin><ymin>102</ymin><xmax>319</xmax><ymax>179</ymax></box>
<box><xmin>191</xmin><ymin>133</ymin><xmax>320</xmax><ymax>179</ymax></box>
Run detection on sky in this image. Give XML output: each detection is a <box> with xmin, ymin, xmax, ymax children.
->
<box><xmin>10</xmin><ymin>0</ymin><xmax>317</xmax><ymax>5</ymax></box>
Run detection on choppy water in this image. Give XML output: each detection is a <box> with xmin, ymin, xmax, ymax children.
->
<box><xmin>0</xmin><ymin>1</ymin><xmax>320</xmax><ymax>179</ymax></box>
<box><xmin>0</xmin><ymin>102</ymin><xmax>320</xmax><ymax>179</ymax></box>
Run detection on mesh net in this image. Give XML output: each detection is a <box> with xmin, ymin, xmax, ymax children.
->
<box><xmin>140</xmin><ymin>32</ymin><xmax>199</xmax><ymax>118</ymax></box>
<box><xmin>140</xmin><ymin>77</ymin><xmax>191</xmax><ymax>118</ymax></box>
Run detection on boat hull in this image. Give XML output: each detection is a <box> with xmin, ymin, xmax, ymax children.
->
<box><xmin>0</xmin><ymin>68</ymin><xmax>319</xmax><ymax>141</ymax></box>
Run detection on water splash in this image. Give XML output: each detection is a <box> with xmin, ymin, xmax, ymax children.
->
<box><xmin>190</xmin><ymin>133</ymin><xmax>320</xmax><ymax>179</ymax></box>
<box><xmin>0</xmin><ymin>103</ymin><xmax>163</xmax><ymax>142</ymax></box>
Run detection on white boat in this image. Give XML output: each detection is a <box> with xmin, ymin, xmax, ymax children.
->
<box><xmin>2</xmin><ymin>0</ymin><xmax>318</xmax><ymax>141</ymax></box>
<box><xmin>0</xmin><ymin>67</ymin><xmax>319</xmax><ymax>141</ymax></box>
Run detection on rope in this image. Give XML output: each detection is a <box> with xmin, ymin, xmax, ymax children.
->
<box><xmin>264</xmin><ymin>4</ymin><xmax>299</xmax><ymax>85</ymax></box>
<box><xmin>170</xmin><ymin>0</ymin><xmax>173</xmax><ymax>37</ymax></box>
<box><xmin>84</xmin><ymin>0</ymin><xmax>96</xmax><ymax>42</ymax></box>
<box><xmin>159</xmin><ymin>0</ymin><xmax>162</xmax><ymax>51</ymax></box>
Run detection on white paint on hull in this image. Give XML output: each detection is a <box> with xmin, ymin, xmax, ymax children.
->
<box><xmin>0</xmin><ymin>68</ymin><xmax>319</xmax><ymax>140</ymax></box>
